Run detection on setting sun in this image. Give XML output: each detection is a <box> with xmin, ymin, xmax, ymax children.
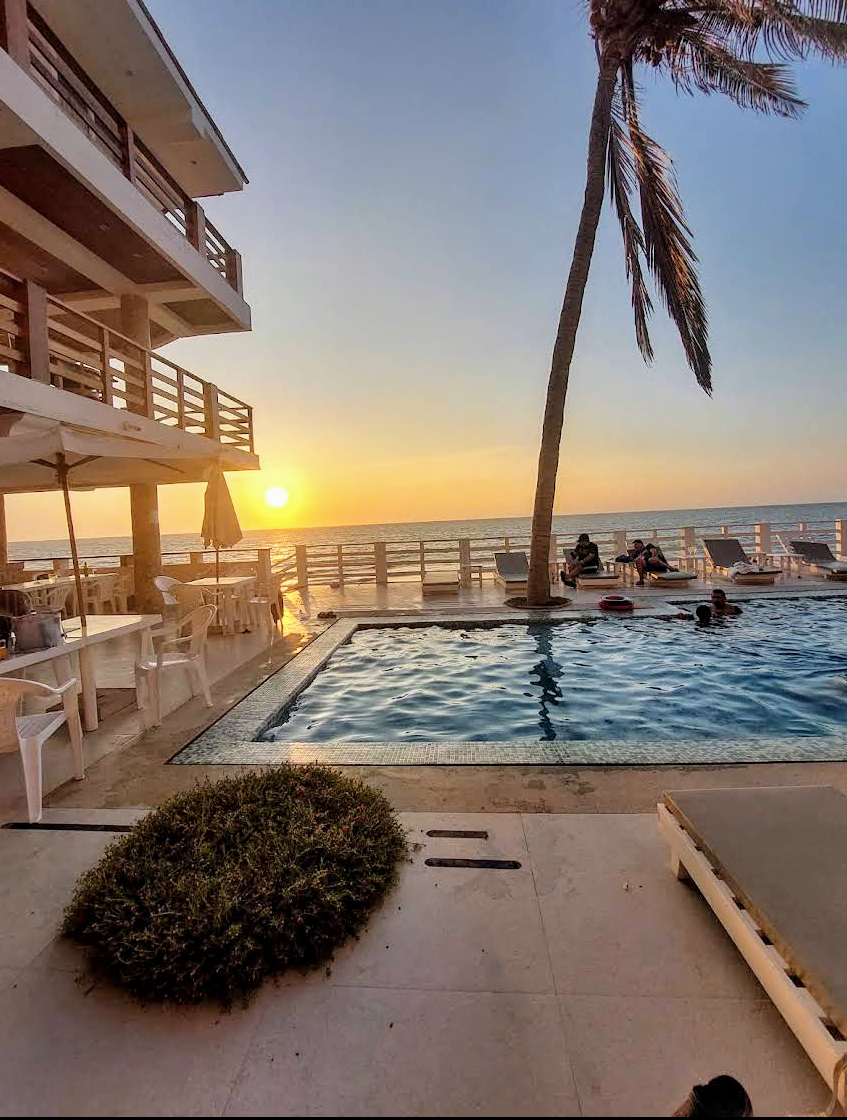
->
<box><xmin>264</xmin><ymin>486</ymin><xmax>290</xmax><ymax>509</ymax></box>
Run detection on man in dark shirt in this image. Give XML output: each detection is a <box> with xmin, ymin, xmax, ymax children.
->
<box><xmin>634</xmin><ymin>541</ymin><xmax>673</xmax><ymax>585</ymax></box>
<box><xmin>561</xmin><ymin>533</ymin><xmax>601</xmax><ymax>587</ymax></box>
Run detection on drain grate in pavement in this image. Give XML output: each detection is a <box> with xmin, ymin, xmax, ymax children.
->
<box><xmin>425</xmin><ymin>857</ymin><xmax>521</xmax><ymax>869</ymax></box>
<box><xmin>426</xmin><ymin>829</ymin><xmax>489</xmax><ymax>839</ymax></box>
<box><xmin>3</xmin><ymin>822</ymin><xmax>134</xmax><ymax>832</ymax></box>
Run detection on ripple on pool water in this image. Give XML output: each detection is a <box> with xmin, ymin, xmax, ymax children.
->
<box><xmin>259</xmin><ymin>598</ymin><xmax>847</xmax><ymax>744</ymax></box>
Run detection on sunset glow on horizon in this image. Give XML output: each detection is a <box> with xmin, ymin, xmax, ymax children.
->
<box><xmin>4</xmin><ymin>0</ymin><xmax>846</xmax><ymax>544</ymax></box>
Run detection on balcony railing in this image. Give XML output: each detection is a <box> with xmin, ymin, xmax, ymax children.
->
<box><xmin>0</xmin><ymin>268</ymin><xmax>254</xmax><ymax>452</ymax></box>
<box><xmin>0</xmin><ymin>0</ymin><xmax>243</xmax><ymax>295</ymax></box>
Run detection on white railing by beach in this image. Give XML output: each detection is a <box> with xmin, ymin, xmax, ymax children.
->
<box><xmin>265</xmin><ymin>517</ymin><xmax>847</xmax><ymax>592</ymax></box>
<box><xmin>12</xmin><ymin>518</ymin><xmax>846</xmax><ymax>596</ymax></box>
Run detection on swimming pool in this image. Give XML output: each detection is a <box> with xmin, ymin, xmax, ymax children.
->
<box><xmin>258</xmin><ymin>597</ymin><xmax>847</xmax><ymax>744</ymax></box>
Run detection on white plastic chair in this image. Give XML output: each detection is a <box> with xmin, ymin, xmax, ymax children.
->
<box><xmin>153</xmin><ymin>574</ymin><xmax>182</xmax><ymax>606</ymax></box>
<box><xmin>88</xmin><ymin>573</ymin><xmax>118</xmax><ymax>613</ymax></box>
<box><xmin>134</xmin><ymin>604</ymin><xmax>216</xmax><ymax>728</ymax></box>
<box><xmin>248</xmin><ymin>574</ymin><xmax>284</xmax><ymax>642</ymax></box>
<box><xmin>29</xmin><ymin>582</ymin><xmax>71</xmax><ymax>614</ymax></box>
<box><xmin>0</xmin><ymin>677</ymin><xmax>84</xmax><ymax>823</ymax></box>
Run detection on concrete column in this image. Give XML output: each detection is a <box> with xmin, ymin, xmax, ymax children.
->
<box><xmin>130</xmin><ymin>484</ymin><xmax>162</xmax><ymax>613</ymax></box>
<box><xmin>0</xmin><ymin>493</ymin><xmax>7</xmax><ymax>563</ymax></box>
<box><xmin>295</xmin><ymin>545</ymin><xmax>309</xmax><ymax>590</ymax></box>
<box><xmin>120</xmin><ymin>294</ymin><xmax>152</xmax><ymax>350</ymax></box>
<box><xmin>374</xmin><ymin>541</ymin><xmax>388</xmax><ymax>585</ymax></box>
<box><xmin>836</xmin><ymin>520</ymin><xmax>847</xmax><ymax>559</ymax></box>
<box><xmin>458</xmin><ymin>538</ymin><xmax>471</xmax><ymax>587</ymax></box>
<box><xmin>257</xmin><ymin>548</ymin><xmax>272</xmax><ymax>595</ymax></box>
<box><xmin>754</xmin><ymin>523</ymin><xmax>772</xmax><ymax>560</ymax></box>
<box><xmin>679</xmin><ymin>526</ymin><xmax>696</xmax><ymax>556</ymax></box>
<box><xmin>121</xmin><ymin>296</ymin><xmax>161</xmax><ymax>613</ymax></box>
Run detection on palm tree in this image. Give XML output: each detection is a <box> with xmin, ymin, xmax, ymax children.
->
<box><xmin>526</xmin><ymin>0</ymin><xmax>847</xmax><ymax>604</ymax></box>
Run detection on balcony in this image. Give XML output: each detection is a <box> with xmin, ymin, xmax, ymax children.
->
<box><xmin>0</xmin><ymin>266</ymin><xmax>253</xmax><ymax>453</ymax></box>
<box><xmin>0</xmin><ymin>0</ymin><xmax>243</xmax><ymax>296</ymax></box>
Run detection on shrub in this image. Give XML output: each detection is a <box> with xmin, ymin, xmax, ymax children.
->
<box><xmin>62</xmin><ymin>765</ymin><xmax>407</xmax><ymax>1006</ymax></box>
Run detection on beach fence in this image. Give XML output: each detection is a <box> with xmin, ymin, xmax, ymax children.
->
<box><xmin>266</xmin><ymin>516</ymin><xmax>847</xmax><ymax>592</ymax></box>
<box><xmin>13</xmin><ymin>518</ymin><xmax>847</xmax><ymax>597</ymax></box>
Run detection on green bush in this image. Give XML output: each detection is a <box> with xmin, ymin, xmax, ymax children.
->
<box><xmin>62</xmin><ymin>766</ymin><xmax>407</xmax><ymax>1006</ymax></box>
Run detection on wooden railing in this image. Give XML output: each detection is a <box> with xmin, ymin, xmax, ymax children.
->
<box><xmin>12</xmin><ymin>522</ymin><xmax>846</xmax><ymax>597</ymax></box>
<box><xmin>2</xmin><ymin>0</ymin><xmax>243</xmax><ymax>295</ymax></box>
<box><xmin>268</xmin><ymin>518</ymin><xmax>847</xmax><ymax>592</ymax></box>
<box><xmin>0</xmin><ymin>268</ymin><xmax>254</xmax><ymax>452</ymax></box>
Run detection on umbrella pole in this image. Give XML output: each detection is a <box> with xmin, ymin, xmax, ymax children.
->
<box><xmin>57</xmin><ymin>454</ymin><xmax>86</xmax><ymax>627</ymax></box>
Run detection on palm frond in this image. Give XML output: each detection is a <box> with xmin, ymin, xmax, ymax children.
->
<box><xmin>694</xmin><ymin>1</ymin><xmax>847</xmax><ymax>63</ymax></box>
<box><xmin>607</xmin><ymin>90</ymin><xmax>654</xmax><ymax>363</ymax></box>
<box><xmin>673</xmin><ymin>31</ymin><xmax>806</xmax><ymax>114</ymax></box>
<box><xmin>621</xmin><ymin>70</ymin><xmax>712</xmax><ymax>394</ymax></box>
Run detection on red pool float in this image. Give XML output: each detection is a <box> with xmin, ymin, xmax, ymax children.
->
<box><xmin>598</xmin><ymin>594</ymin><xmax>634</xmax><ymax>612</ymax></box>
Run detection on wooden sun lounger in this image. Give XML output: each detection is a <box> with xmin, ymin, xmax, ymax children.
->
<box><xmin>645</xmin><ymin>568</ymin><xmax>696</xmax><ymax>588</ymax></box>
<box><xmin>659</xmin><ymin>786</ymin><xmax>847</xmax><ymax>1109</ymax></box>
<box><xmin>421</xmin><ymin>570</ymin><xmax>460</xmax><ymax>596</ymax></box>
<box><xmin>785</xmin><ymin>539</ymin><xmax>847</xmax><ymax>581</ymax></box>
<box><xmin>574</xmin><ymin>569</ymin><xmax>621</xmax><ymax>590</ymax></box>
<box><xmin>493</xmin><ymin>551</ymin><xmax>528</xmax><ymax>594</ymax></box>
<box><xmin>702</xmin><ymin>537</ymin><xmax>782</xmax><ymax>585</ymax></box>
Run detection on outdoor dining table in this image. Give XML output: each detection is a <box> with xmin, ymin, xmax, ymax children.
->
<box><xmin>188</xmin><ymin>576</ymin><xmax>256</xmax><ymax>636</ymax></box>
<box><xmin>5</xmin><ymin>574</ymin><xmax>103</xmax><ymax>614</ymax></box>
<box><xmin>0</xmin><ymin>614</ymin><xmax>161</xmax><ymax>732</ymax></box>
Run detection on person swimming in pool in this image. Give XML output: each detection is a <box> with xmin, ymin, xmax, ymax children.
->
<box><xmin>561</xmin><ymin>533</ymin><xmax>601</xmax><ymax>587</ymax></box>
<box><xmin>710</xmin><ymin>588</ymin><xmax>742</xmax><ymax>616</ymax></box>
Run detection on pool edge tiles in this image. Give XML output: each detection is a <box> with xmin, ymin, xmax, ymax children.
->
<box><xmin>171</xmin><ymin>602</ymin><xmax>847</xmax><ymax>767</ymax></box>
<box><xmin>173</xmin><ymin>735</ymin><xmax>847</xmax><ymax>767</ymax></box>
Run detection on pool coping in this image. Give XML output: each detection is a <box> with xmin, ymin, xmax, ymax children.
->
<box><xmin>171</xmin><ymin>595</ymin><xmax>847</xmax><ymax>767</ymax></box>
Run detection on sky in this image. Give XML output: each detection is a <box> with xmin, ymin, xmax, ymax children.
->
<box><xmin>6</xmin><ymin>0</ymin><xmax>847</xmax><ymax>540</ymax></box>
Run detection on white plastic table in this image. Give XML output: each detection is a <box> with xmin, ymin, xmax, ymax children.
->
<box><xmin>5</xmin><ymin>574</ymin><xmax>106</xmax><ymax>613</ymax></box>
<box><xmin>0</xmin><ymin>614</ymin><xmax>161</xmax><ymax>731</ymax></box>
<box><xmin>188</xmin><ymin>576</ymin><xmax>255</xmax><ymax>635</ymax></box>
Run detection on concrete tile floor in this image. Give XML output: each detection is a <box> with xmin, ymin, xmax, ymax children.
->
<box><xmin>0</xmin><ymin>809</ymin><xmax>834</xmax><ymax>1116</ymax></box>
<box><xmin>0</xmin><ymin>613</ymin><xmax>316</xmax><ymax>824</ymax></box>
<box><xmin>284</xmin><ymin>570</ymin><xmax>843</xmax><ymax>618</ymax></box>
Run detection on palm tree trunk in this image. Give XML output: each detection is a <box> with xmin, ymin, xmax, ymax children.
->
<box><xmin>526</xmin><ymin>61</ymin><xmax>617</xmax><ymax>604</ymax></box>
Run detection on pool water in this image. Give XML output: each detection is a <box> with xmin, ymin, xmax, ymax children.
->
<box><xmin>260</xmin><ymin>597</ymin><xmax>847</xmax><ymax>743</ymax></box>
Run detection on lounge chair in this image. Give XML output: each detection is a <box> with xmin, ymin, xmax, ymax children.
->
<box><xmin>573</xmin><ymin>567</ymin><xmax>621</xmax><ymax>591</ymax></box>
<box><xmin>659</xmin><ymin>786</ymin><xmax>847</xmax><ymax>1111</ymax></box>
<box><xmin>701</xmin><ymin>537</ymin><xmax>781</xmax><ymax>584</ymax></box>
<box><xmin>422</xmin><ymin>570</ymin><xmax>460</xmax><ymax>596</ymax></box>
<box><xmin>493</xmin><ymin>551</ymin><xmax>528</xmax><ymax>595</ymax></box>
<box><xmin>784</xmin><ymin>539</ymin><xmax>847</xmax><ymax>581</ymax></box>
<box><xmin>644</xmin><ymin>568</ymin><xmax>696</xmax><ymax>588</ymax></box>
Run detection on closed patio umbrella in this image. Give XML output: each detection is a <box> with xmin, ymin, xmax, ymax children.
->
<box><xmin>201</xmin><ymin>463</ymin><xmax>243</xmax><ymax>583</ymax></box>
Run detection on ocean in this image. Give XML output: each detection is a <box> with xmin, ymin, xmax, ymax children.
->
<box><xmin>8</xmin><ymin>500</ymin><xmax>847</xmax><ymax>566</ymax></box>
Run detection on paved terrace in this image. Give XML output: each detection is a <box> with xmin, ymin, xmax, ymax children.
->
<box><xmin>1</xmin><ymin>572</ymin><xmax>845</xmax><ymax>1115</ymax></box>
<box><xmin>0</xmin><ymin>808</ymin><xmax>832</xmax><ymax>1116</ymax></box>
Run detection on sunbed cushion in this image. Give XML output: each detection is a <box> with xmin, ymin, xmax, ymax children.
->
<box><xmin>663</xmin><ymin>786</ymin><xmax>847</xmax><ymax>1037</ymax></box>
<box><xmin>493</xmin><ymin>552</ymin><xmax>529</xmax><ymax>581</ymax></box>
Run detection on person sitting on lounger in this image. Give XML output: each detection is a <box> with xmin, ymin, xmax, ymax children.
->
<box><xmin>614</xmin><ymin>539</ymin><xmax>647</xmax><ymax>564</ymax></box>
<box><xmin>634</xmin><ymin>541</ymin><xmax>673</xmax><ymax>585</ymax></box>
<box><xmin>710</xmin><ymin>588</ymin><xmax>742</xmax><ymax>616</ymax></box>
<box><xmin>561</xmin><ymin>533</ymin><xmax>601</xmax><ymax>587</ymax></box>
